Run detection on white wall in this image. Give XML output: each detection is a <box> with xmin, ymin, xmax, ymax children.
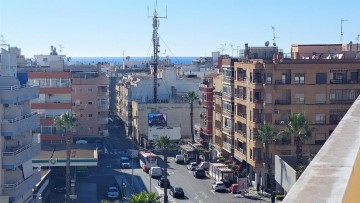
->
<box><xmin>134</xmin><ymin>102</ymin><xmax>201</xmax><ymax>139</ymax></box>
<box><xmin>148</xmin><ymin>127</ymin><xmax>181</xmax><ymax>140</ymax></box>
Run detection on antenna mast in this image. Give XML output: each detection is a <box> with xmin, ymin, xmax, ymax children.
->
<box><xmin>271</xmin><ymin>26</ymin><xmax>279</xmax><ymax>47</ymax></box>
<box><xmin>340</xmin><ymin>18</ymin><xmax>348</xmax><ymax>44</ymax></box>
<box><xmin>149</xmin><ymin>0</ymin><xmax>167</xmax><ymax>103</ymax></box>
<box><xmin>356</xmin><ymin>34</ymin><xmax>360</xmax><ymax>51</ymax></box>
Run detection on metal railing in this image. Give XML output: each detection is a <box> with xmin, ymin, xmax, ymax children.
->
<box><xmin>4</xmin><ymin>112</ymin><xmax>38</xmax><ymax>123</ymax></box>
<box><xmin>0</xmin><ymin>84</ymin><xmax>36</xmax><ymax>91</ymax></box>
<box><xmin>2</xmin><ymin>142</ymin><xmax>38</xmax><ymax>157</ymax></box>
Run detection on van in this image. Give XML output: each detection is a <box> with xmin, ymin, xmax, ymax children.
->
<box><xmin>150</xmin><ymin>167</ymin><xmax>162</xmax><ymax>178</ymax></box>
<box><xmin>175</xmin><ymin>155</ymin><xmax>184</xmax><ymax>164</ymax></box>
<box><xmin>199</xmin><ymin>162</ymin><xmax>210</xmax><ymax>170</ymax></box>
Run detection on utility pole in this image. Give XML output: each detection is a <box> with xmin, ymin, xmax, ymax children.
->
<box><xmin>340</xmin><ymin>18</ymin><xmax>348</xmax><ymax>44</ymax></box>
<box><xmin>149</xmin><ymin>1</ymin><xmax>167</xmax><ymax>103</ymax></box>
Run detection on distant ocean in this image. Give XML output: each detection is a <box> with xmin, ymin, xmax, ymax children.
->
<box><xmin>70</xmin><ymin>57</ymin><xmax>197</xmax><ymax>65</ymax></box>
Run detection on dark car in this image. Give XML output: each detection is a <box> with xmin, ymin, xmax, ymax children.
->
<box><xmin>169</xmin><ymin>186</ymin><xmax>184</xmax><ymax>198</ymax></box>
<box><xmin>53</xmin><ymin>180</ymin><xmax>66</xmax><ymax>193</ymax></box>
<box><xmin>193</xmin><ymin>167</ymin><xmax>206</xmax><ymax>178</ymax></box>
<box><xmin>158</xmin><ymin>177</ymin><xmax>171</xmax><ymax>188</ymax></box>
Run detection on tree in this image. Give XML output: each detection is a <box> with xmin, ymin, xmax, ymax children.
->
<box><xmin>54</xmin><ymin>112</ymin><xmax>77</xmax><ymax>203</ymax></box>
<box><xmin>155</xmin><ymin>136</ymin><xmax>172</xmax><ymax>203</ymax></box>
<box><xmin>126</xmin><ymin>191</ymin><xmax>161</xmax><ymax>203</ymax></box>
<box><xmin>183</xmin><ymin>91</ymin><xmax>199</xmax><ymax>143</ymax></box>
<box><xmin>254</xmin><ymin>123</ymin><xmax>278</xmax><ymax>190</ymax></box>
<box><xmin>283</xmin><ymin>112</ymin><xmax>312</xmax><ymax>175</ymax></box>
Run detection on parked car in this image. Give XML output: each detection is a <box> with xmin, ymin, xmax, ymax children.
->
<box><xmin>199</xmin><ymin>161</ymin><xmax>210</xmax><ymax>170</ymax></box>
<box><xmin>120</xmin><ymin>157</ymin><xmax>131</xmax><ymax>168</ymax></box>
<box><xmin>169</xmin><ymin>186</ymin><xmax>185</xmax><ymax>198</ymax></box>
<box><xmin>158</xmin><ymin>177</ymin><xmax>171</xmax><ymax>188</ymax></box>
<box><xmin>53</xmin><ymin>180</ymin><xmax>66</xmax><ymax>193</ymax></box>
<box><xmin>150</xmin><ymin>166</ymin><xmax>162</xmax><ymax>178</ymax></box>
<box><xmin>229</xmin><ymin>183</ymin><xmax>240</xmax><ymax>194</ymax></box>
<box><xmin>212</xmin><ymin>181</ymin><xmax>226</xmax><ymax>192</ymax></box>
<box><xmin>107</xmin><ymin>187</ymin><xmax>119</xmax><ymax>199</ymax></box>
<box><xmin>175</xmin><ymin>154</ymin><xmax>185</xmax><ymax>164</ymax></box>
<box><xmin>187</xmin><ymin>162</ymin><xmax>198</xmax><ymax>171</ymax></box>
<box><xmin>193</xmin><ymin>167</ymin><xmax>206</xmax><ymax>178</ymax></box>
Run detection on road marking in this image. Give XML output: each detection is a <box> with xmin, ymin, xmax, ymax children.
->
<box><xmin>210</xmin><ymin>190</ymin><xmax>216</xmax><ymax>195</ymax></box>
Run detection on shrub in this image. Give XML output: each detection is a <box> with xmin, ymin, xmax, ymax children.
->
<box><xmin>276</xmin><ymin>195</ymin><xmax>285</xmax><ymax>201</ymax></box>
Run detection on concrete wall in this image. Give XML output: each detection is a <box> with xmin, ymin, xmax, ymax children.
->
<box><xmin>132</xmin><ymin>102</ymin><xmax>201</xmax><ymax>141</ymax></box>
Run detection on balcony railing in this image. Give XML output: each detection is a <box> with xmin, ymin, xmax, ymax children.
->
<box><xmin>311</xmin><ymin>120</ymin><xmax>326</xmax><ymax>125</ymax></box>
<box><xmin>98</xmin><ymin>105</ymin><xmax>109</xmax><ymax>110</ymax></box>
<box><xmin>0</xmin><ymin>85</ymin><xmax>39</xmax><ymax>104</ymax></box>
<box><xmin>98</xmin><ymin>117</ymin><xmax>108</xmax><ymax>124</ymax></box>
<box><xmin>2</xmin><ymin>112</ymin><xmax>40</xmax><ymax>136</ymax></box>
<box><xmin>222</xmin><ymin>143</ymin><xmax>233</xmax><ymax>152</ymax></box>
<box><xmin>2</xmin><ymin>169</ymin><xmax>41</xmax><ymax>202</ymax></box>
<box><xmin>275</xmin><ymin>80</ymin><xmax>291</xmax><ymax>85</ymax></box>
<box><xmin>329</xmin><ymin>99</ymin><xmax>355</xmax><ymax>104</ymax></box>
<box><xmin>2</xmin><ymin>142</ymin><xmax>41</xmax><ymax>169</ymax></box>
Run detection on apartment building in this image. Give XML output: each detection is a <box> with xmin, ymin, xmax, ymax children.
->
<box><xmin>0</xmin><ymin>48</ymin><xmax>41</xmax><ymax>203</ymax></box>
<box><xmin>214</xmin><ymin>44</ymin><xmax>360</xmax><ymax>189</ymax></box>
<box><xmin>27</xmin><ymin>55</ymin><xmax>71</xmax><ymax>143</ymax></box>
<box><xmin>71</xmin><ymin>65</ymin><xmax>109</xmax><ymax>140</ymax></box>
<box><xmin>198</xmin><ymin>72</ymin><xmax>221</xmax><ymax>146</ymax></box>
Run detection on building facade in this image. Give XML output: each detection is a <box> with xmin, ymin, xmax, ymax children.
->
<box><xmin>0</xmin><ymin>48</ymin><xmax>41</xmax><ymax>203</ymax></box>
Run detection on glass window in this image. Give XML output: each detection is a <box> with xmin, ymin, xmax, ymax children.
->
<box><xmin>295</xmin><ymin>73</ymin><xmax>305</xmax><ymax>84</ymax></box>
<box><xmin>295</xmin><ymin>93</ymin><xmax>305</xmax><ymax>104</ymax></box>
<box><xmin>316</xmin><ymin>73</ymin><xmax>326</xmax><ymax>84</ymax></box>
<box><xmin>266</xmin><ymin>73</ymin><xmax>272</xmax><ymax>84</ymax></box>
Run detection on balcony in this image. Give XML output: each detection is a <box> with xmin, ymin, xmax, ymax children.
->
<box><xmin>275</xmin><ymin>99</ymin><xmax>291</xmax><ymax>105</ymax></box>
<box><xmin>2</xmin><ymin>142</ymin><xmax>41</xmax><ymax>170</ymax></box>
<box><xmin>2</xmin><ymin>169</ymin><xmax>41</xmax><ymax>202</ymax></box>
<box><xmin>31</xmin><ymin>101</ymin><xmax>72</xmax><ymax>109</ymax></box>
<box><xmin>98</xmin><ymin>104</ymin><xmax>109</xmax><ymax>111</ymax></box>
<box><xmin>330</xmin><ymin>99</ymin><xmax>355</xmax><ymax>104</ymax></box>
<box><xmin>329</xmin><ymin>79</ymin><xmax>358</xmax><ymax>84</ymax></box>
<box><xmin>1</xmin><ymin>112</ymin><xmax>40</xmax><ymax>136</ymax></box>
<box><xmin>222</xmin><ymin>143</ymin><xmax>234</xmax><ymax>153</ymax></box>
<box><xmin>311</xmin><ymin>120</ymin><xmax>326</xmax><ymax>125</ymax></box>
<box><xmin>199</xmin><ymin>83</ymin><xmax>214</xmax><ymax>92</ymax></box>
<box><xmin>0</xmin><ymin>85</ymin><xmax>39</xmax><ymax>104</ymax></box>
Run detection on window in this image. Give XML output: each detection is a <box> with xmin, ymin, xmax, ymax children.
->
<box><xmin>265</xmin><ymin>93</ymin><xmax>272</xmax><ymax>104</ymax></box>
<box><xmin>316</xmin><ymin>73</ymin><xmax>327</xmax><ymax>84</ymax></box>
<box><xmin>266</xmin><ymin>73</ymin><xmax>272</xmax><ymax>84</ymax></box>
<box><xmin>88</xmin><ymin>88</ymin><xmax>93</xmax><ymax>92</ymax></box>
<box><xmin>88</xmin><ymin>114</ymin><xmax>93</xmax><ymax>118</ymax></box>
<box><xmin>88</xmin><ymin>101</ymin><xmax>93</xmax><ymax>105</ymax></box>
<box><xmin>43</xmin><ymin>58</ymin><xmax>48</xmax><ymax>62</ymax></box>
<box><xmin>294</xmin><ymin>93</ymin><xmax>305</xmax><ymax>104</ymax></box>
<box><xmin>294</xmin><ymin>73</ymin><xmax>305</xmax><ymax>84</ymax></box>
<box><xmin>315</xmin><ymin>93</ymin><xmax>326</xmax><ymax>104</ymax></box>
<box><xmin>315</xmin><ymin>133</ymin><xmax>326</xmax><ymax>145</ymax></box>
<box><xmin>315</xmin><ymin>114</ymin><xmax>326</xmax><ymax>124</ymax></box>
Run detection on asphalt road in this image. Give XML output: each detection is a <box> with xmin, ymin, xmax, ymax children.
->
<box><xmin>103</xmin><ymin>120</ymin><xmax>265</xmax><ymax>203</ymax></box>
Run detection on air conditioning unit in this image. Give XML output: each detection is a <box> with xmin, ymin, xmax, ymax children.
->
<box><xmin>274</xmin><ymin>109</ymin><xmax>279</xmax><ymax>114</ymax></box>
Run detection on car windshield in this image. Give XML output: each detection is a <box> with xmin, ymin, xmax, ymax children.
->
<box><xmin>121</xmin><ymin>157</ymin><xmax>129</xmax><ymax>162</ymax></box>
<box><xmin>217</xmin><ymin>183</ymin><xmax>224</xmax><ymax>186</ymax></box>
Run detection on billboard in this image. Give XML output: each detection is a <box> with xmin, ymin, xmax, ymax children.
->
<box><xmin>148</xmin><ymin>113</ymin><xmax>167</xmax><ymax>127</ymax></box>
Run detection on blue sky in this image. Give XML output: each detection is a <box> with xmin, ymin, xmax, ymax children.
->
<box><xmin>0</xmin><ymin>0</ymin><xmax>359</xmax><ymax>57</ymax></box>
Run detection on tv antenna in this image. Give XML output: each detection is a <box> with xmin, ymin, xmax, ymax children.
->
<box><xmin>217</xmin><ymin>43</ymin><xmax>226</xmax><ymax>55</ymax></box>
<box><xmin>229</xmin><ymin>43</ymin><xmax>234</xmax><ymax>57</ymax></box>
<box><xmin>148</xmin><ymin>0</ymin><xmax>167</xmax><ymax>103</ymax></box>
<box><xmin>0</xmin><ymin>34</ymin><xmax>10</xmax><ymax>50</ymax></box>
<box><xmin>356</xmin><ymin>34</ymin><xmax>360</xmax><ymax>51</ymax></box>
<box><xmin>271</xmin><ymin>26</ymin><xmax>279</xmax><ymax>46</ymax></box>
<box><xmin>340</xmin><ymin>18</ymin><xmax>348</xmax><ymax>44</ymax></box>
<box><xmin>59</xmin><ymin>44</ymin><xmax>64</xmax><ymax>54</ymax></box>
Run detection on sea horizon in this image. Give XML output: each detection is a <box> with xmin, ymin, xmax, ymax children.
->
<box><xmin>70</xmin><ymin>56</ymin><xmax>198</xmax><ymax>65</ymax></box>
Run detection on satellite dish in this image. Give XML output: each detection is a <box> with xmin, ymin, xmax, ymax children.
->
<box><xmin>265</xmin><ymin>41</ymin><xmax>270</xmax><ymax>47</ymax></box>
<box><xmin>273</xmin><ymin>42</ymin><xmax>276</xmax><ymax>47</ymax></box>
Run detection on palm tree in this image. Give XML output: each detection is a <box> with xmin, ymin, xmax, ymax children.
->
<box><xmin>126</xmin><ymin>191</ymin><xmax>161</xmax><ymax>203</ymax></box>
<box><xmin>155</xmin><ymin>136</ymin><xmax>172</xmax><ymax>203</ymax></box>
<box><xmin>54</xmin><ymin>112</ymin><xmax>77</xmax><ymax>203</ymax></box>
<box><xmin>283</xmin><ymin>112</ymin><xmax>312</xmax><ymax>172</ymax></box>
<box><xmin>254</xmin><ymin>123</ymin><xmax>278</xmax><ymax>190</ymax></box>
<box><xmin>183</xmin><ymin>91</ymin><xmax>199</xmax><ymax>143</ymax></box>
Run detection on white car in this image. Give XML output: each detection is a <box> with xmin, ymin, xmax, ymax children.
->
<box><xmin>187</xmin><ymin>162</ymin><xmax>198</xmax><ymax>171</ymax></box>
<box><xmin>212</xmin><ymin>181</ymin><xmax>226</xmax><ymax>192</ymax></box>
<box><xmin>120</xmin><ymin>157</ymin><xmax>130</xmax><ymax>168</ymax></box>
<box><xmin>107</xmin><ymin>187</ymin><xmax>119</xmax><ymax>199</ymax></box>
